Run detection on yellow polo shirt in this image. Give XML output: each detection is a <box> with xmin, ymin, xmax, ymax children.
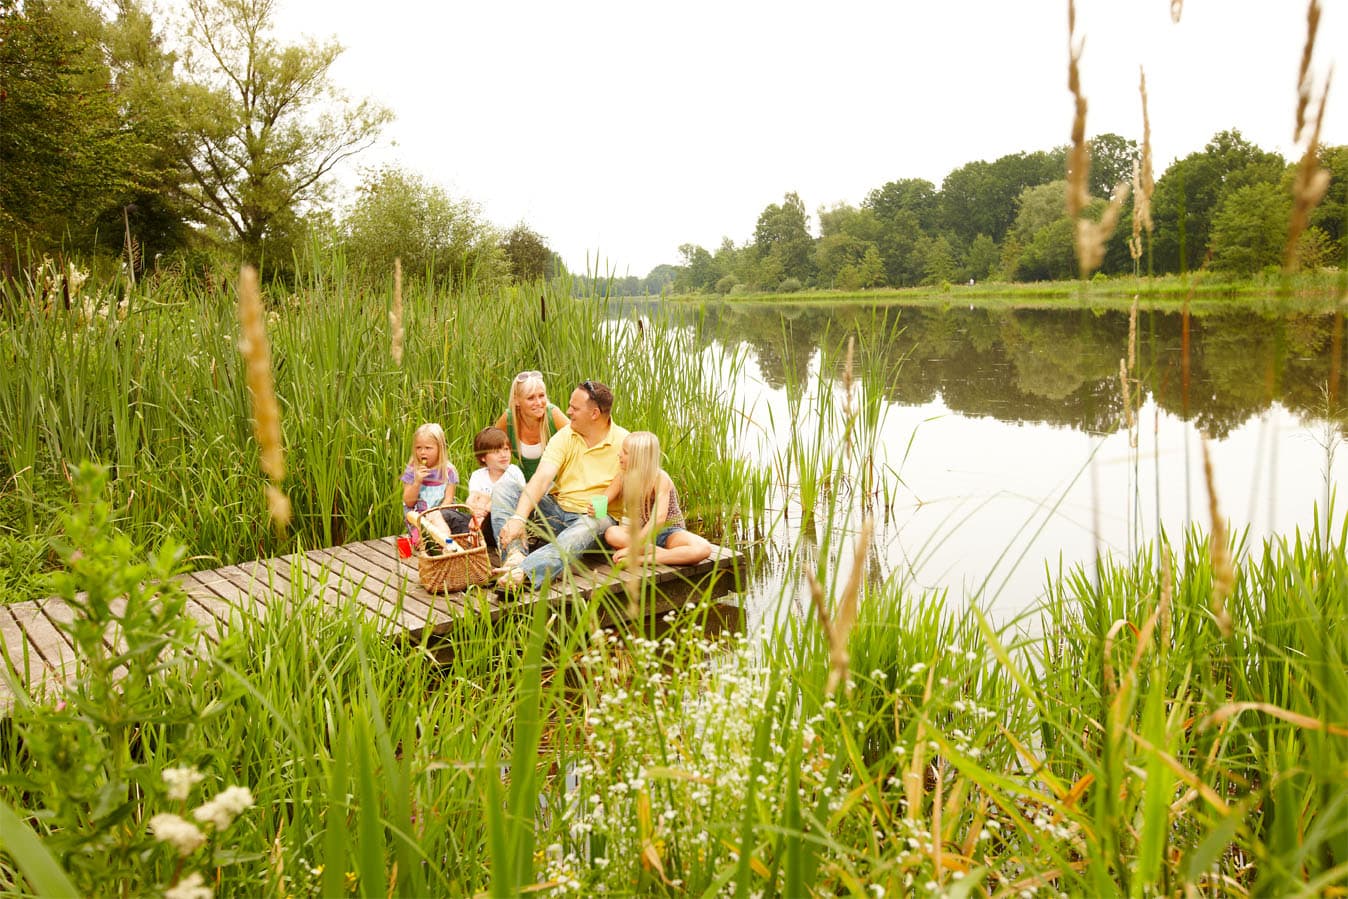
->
<box><xmin>542</xmin><ymin>422</ymin><xmax>629</xmax><ymax>514</ymax></box>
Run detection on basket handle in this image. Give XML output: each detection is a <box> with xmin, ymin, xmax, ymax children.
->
<box><xmin>418</xmin><ymin>504</ymin><xmax>482</xmax><ymax>548</ymax></box>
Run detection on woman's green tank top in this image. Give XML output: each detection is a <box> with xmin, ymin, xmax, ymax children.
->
<box><xmin>506</xmin><ymin>403</ymin><xmax>559</xmax><ymax>481</ymax></box>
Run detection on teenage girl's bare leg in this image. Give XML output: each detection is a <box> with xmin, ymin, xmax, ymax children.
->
<box><xmin>651</xmin><ymin>530</ymin><xmax>712</xmax><ymax>566</ymax></box>
<box><xmin>605</xmin><ymin>525</ymin><xmax>633</xmax><ymax>561</ymax></box>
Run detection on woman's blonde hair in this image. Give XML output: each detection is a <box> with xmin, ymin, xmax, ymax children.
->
<box><xmin>409</xmin><ymin>422</ymin><xmax>450</xmax><ymax>481</ymax></box>
<box><xmin>622</xmin><ymin>431</ymin><xmax>663</xmax><ymax>528</ymax></box>
<box><xmin>508</xmin><ymin>372</ymin><xmax>553</xmax><ymax>450</ymax></box>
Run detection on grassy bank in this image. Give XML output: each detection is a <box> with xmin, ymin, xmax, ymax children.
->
<box><xmin>660</xmin><ymin>269</ymin><xmax>1348</xmax><ymax>314</ymax></box>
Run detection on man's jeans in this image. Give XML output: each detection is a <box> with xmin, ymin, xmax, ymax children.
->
<box><xmin>490</xmin><ymin>480</ymin><xmax>609</xmax><ymax>588</ymax></box>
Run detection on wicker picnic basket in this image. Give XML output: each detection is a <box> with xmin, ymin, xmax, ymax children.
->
<box><xmin>414</xmin><ymin>504</ymin><xmax>493</xmax><ymax>593</ymax></box>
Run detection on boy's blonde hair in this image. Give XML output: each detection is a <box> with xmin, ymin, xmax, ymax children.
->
<box><xmin>409</xmin><ymin>422</ymin><xmax>450</xmax><ymax>480</ymax></box>
<box><xmin>622</xmin><ymin>431</ymin><xmax>663</xmax><ymax>528</ymax></box>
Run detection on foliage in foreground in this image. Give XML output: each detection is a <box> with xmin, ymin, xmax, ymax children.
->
<box><xmin>2</xmin><ymin>468</ymin><xmax>1345</xmax><ymax>896</ymax></box>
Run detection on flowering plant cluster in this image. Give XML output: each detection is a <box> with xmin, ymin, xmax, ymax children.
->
<box><xmin>0</xmin><ymin>467</ymin><xmax>257</xmax><ymax>897</ymax></box>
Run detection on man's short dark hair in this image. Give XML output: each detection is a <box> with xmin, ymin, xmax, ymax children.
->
<box><xmin>579</xmin><ymin>379</ymin><xmax>613</xmax><ymax>416</ymax></box>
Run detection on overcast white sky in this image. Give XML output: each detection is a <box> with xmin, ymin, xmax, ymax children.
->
<box><xmin>256</xmin><ymin>0</ymin><xmax>1347</xmax><ymax>276</ymax></box>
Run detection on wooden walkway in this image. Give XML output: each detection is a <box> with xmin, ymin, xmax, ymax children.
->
<box><xmin>0</xmin><ymin>536</ymin><xmax>744</xmax><ymax>710</ymax></box>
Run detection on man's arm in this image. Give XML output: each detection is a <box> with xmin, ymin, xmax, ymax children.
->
<box><xmin>497</xmin><ymin>460</ymin><xmax>559</xmax><ymax>547</ymax></box>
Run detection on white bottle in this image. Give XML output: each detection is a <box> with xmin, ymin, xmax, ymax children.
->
<box><xmin>407</xmin><ymin>509</ymin><xmax>463</xmax><ymax>554</ymax></box>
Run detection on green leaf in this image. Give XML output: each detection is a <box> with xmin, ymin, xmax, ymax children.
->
<box><xmin>321</xmin><ymin>727</ymin><xmax>349</xmax><ymax>899</ymax></box>
<box><xmin>0</xmin><ymin>796</ymin><xmax>80</xmax><ymax>899</ymax></box>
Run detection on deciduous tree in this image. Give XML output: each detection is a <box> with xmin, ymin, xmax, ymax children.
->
<box><xmin>343</xmin><ymin>166</ymin><xmax>505</xmax><ymax>289</ymax></box>
<box><xmin>1209</xmin><ymin>181</ymin><xmax>1290</xmax><ymax>275</ymax></box>
<box><xmin>1087</xmin><ymin>133</ymin><xmax>1139</xmax><ymax>199</ymax></box>
<box><xmin>863</xmin><ymin>178</ymin><xmax>939</xmax><ymax>233</ymax></box>
<box><xmin>753</xmin><ymin>192</ymin><xmax>814</xmax><ymax>286</ymax></box>
<box><xmin>1150</xmin><ymin>129</ymin><xmax>1286</xmax><ymax>273</ymax></box>
<box><xmin>502</xmin><ymin>224</ymin><xmax>555</xmax><ymax>282</ymax></box>
<box><xmin>1309</xmin><ymin>145</ymin><xmax>1347</xmax><ymax>262</ymax></box>
<box><xmin>0</xmin><ymin>0</ymin><xmax>147</xmax><ymax>265</ymax></box>
<box><xmin>173</xmin><ymin>0</ymin><xmax>392</xmax><ymax>263</ymax></box>
<box><xmin>941</xmin><ymin>150</ymin><xmax>1064</xmax><ymax>245</ymax></box>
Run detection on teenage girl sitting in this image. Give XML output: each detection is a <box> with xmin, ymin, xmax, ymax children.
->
<box><xmin>602</xmin><ymin>431</ymin><xmax>712</xmax><ymax>566</ymax></box>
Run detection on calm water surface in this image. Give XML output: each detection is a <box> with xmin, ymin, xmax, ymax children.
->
<box><xmin>625</xmin><ymin>300</ymin><xmax>1346</xmax><ymax>622</ymax></box>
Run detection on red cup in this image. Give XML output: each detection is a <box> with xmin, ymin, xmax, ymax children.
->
<box><xmin>396</xmin><ymin>536</ymin><xmax>413</xmax><ymax>559</ymax></box>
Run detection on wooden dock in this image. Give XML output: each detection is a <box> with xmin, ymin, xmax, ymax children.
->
<box><xmin>0</xmin><ymin>536</ymin><xmax>744</xmax><ymax>710</ymax></box>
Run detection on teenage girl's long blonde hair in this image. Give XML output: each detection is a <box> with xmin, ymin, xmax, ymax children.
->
<box><xmin>622</xmin><ymin>431</ymin><xmax>663</xmax><ymax>528</ymax></box>
<box><xmin>508</xmin><ymin>372</ymin><xmax>553</xmax><ymax>450</ymax></box>
<box><xmin>408</xmin><ymin>422</ymin><xmax>450</xmax><ymax>481</ymax></box>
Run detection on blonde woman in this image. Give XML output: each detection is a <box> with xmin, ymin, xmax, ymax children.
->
<box><xmin>602</xmin><ymin>431</ymin><xmax>712</xmax><ymax>566</ymax></box>
<box><xmin>494</xmin><ymin>370</ymin><xmax>569</xmax><ymax>482</ymax></box>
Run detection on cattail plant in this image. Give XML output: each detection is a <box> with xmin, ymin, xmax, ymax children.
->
<box><xmin>1128</xmin><ymin>68</ymin><xmax>1155</xmax><ymax>270</ymax></box>
<box><xmin>237</xmin><ymin>265</ymin><xmax>291</xmax><ymax>530</ymax></box>
<box><xmin>1285</xmin><ymin>0</ymin><xmax>1332</xmax><ymax>271</ymax></box>
<box><xmin>807</xmin><ymin>516</ymin><xmax>873</xmax><ymax>697</ymax></box>
<box><xmin>1066</xmin><ymin>0</ymin><xmax>1129</xmax><ymax>279</ymax></box>
<box><xmin>391</xmin><ymin>257</ymin><xmax>405</xmax><ymax>366</ymax></box>
<box><xmin>1200</xmin><ymin>439</ymin><xmax>1234</xmax><ymax>638</ymax></box>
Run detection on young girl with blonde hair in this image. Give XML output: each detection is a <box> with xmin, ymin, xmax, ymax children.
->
<box><xmin>399</xmin><ymin>422</ymin><xmax>459</xmax><ymax>544</ymax></box>
<box><xmin>494</xmin><ymin>370</ymin><xmax>569</xmax><ymax>481</ymax></box>
<box><xmin>602</xmin><ymin>431</ymin><xmax>711</xmax><ymax>566</ymax></box>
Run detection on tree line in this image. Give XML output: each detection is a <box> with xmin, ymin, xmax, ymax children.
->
<box><xmin>668</xmin><ymin>132</ymin><xmax>1348</xmax><ymax>295</ymax></box>
<box><xmin>0</xmin><ymin>0</ymin><xmax>562</xmax><ymax>288</ymax></box>
<box><xmin>5</xmin><ymin>0</ymin><xmax>1344</xmax><ymax>297</ymax></box>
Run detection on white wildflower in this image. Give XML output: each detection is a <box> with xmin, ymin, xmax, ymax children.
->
<box><xmin>163</xmin><ymin>767</ymin><xmax>205</xmax><ymax>802</ymax></box>
<box><xmin>164</xmin><ymin>871</ymin><xmax>213</xmax><ymax>899</ymax></box>
<box><xmin>149</xmin><ymin>813</ymin><xmax>207</xmax><ymax>856</ymax></box>
<box><xmin>192</xmin><ymin>785</ymin><xmax>255</xmax><ymax>830</ymax></box>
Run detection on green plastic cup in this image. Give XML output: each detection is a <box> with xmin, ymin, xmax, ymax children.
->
<box><xmin>591</xmin><ymin>495</ymin><xmax>608</xmax><ymax>519</ymax></box>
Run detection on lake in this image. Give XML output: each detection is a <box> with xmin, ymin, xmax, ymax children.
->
<box><xmin>620</xmin><ymin>299</ymin><xmax>1347</xmax><ymax>623</ymax></box>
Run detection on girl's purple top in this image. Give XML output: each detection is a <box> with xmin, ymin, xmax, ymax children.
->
<box><xmin>400</xmin><ymin>463</ymin><xmax>459</xmax><ymax>513</ymax></box>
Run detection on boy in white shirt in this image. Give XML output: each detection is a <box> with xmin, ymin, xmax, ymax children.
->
<box><xmin>466</xmin><ymin>427</ymin><xmax>526</xmax><ymax>549</ymax></box>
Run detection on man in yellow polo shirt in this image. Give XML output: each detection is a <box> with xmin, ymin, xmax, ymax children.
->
<box><xmin>492</xmin><ymin>379</ymin><xmax>629</xmax><ymax>589</ymax></box>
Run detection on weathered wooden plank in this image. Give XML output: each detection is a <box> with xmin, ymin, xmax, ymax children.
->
<box><xmin>215</xmin><ymin>561</ymin><xmax>286</xmax><ymax>615</ymax></box>
<box><xmin>181</xmin><ymin>570</ymin><xmax>266</xmax><ymax>625</ymax></box>
<box><xmin>177</xmin><ymin>579</ymin><xmax>239</xmax><ymax>641</ymax></box>
<box><xmin>337</xmin><ymin>541</ymin><xmax>468</xmax><ymax>636</ymax></box>
<box><xmin>327</xmin><ymin>541</ymin><xmax>449</xmax><ymax>618</ymax></box>
<box><xmin>288</xmin><ymin>550</ymin><xmax>420</xmax><ymax>633</ymax></box>
<box><xmin>256</xmin><ymin>555</ymin><xmax>356</xmax><ymax>626</ymax></box>
<box><xmin>3</xmin><ymin>535</ymin><xmax>744</xmax><ymax>714</ymax></box>
<box><xmin>170</xmin><ymin>589</ymin><xmax>225</xmax><ymax>640</ymax></box>
<box><xmin>8</xmin><ymin>600</ymin><xmax>79</xmax><ymax>695</ymax></box>
<box><xmin>0</xmin><ymin>604</ymin><xmax>59</xmax><ymax>703</ymax></box>
<box><xmin>308</xmin><ymin>545</ymin><xmax>447</xmax><ymax>635</ymax></box>
<box><xmin>37</xmin><ymin>598</ymin><xmax>130</xmax><ymax>683</ymax></box>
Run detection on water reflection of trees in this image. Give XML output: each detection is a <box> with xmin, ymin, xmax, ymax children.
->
<box><xmin>683</xmin><ymin>302</ymin><xmax>1347</xmax><ymax>437</ymax></box>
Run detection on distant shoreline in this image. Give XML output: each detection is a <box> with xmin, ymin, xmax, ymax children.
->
<box><xmin>635</xmin><ymin>271</ymin><xmax>1347</xmax><ymax>313</ymax></box>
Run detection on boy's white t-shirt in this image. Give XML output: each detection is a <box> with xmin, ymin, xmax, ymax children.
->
<box><xmin>468</xmin><ymin>464</ymin><xmax>525</xmax><ymax>496</ymax></box>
